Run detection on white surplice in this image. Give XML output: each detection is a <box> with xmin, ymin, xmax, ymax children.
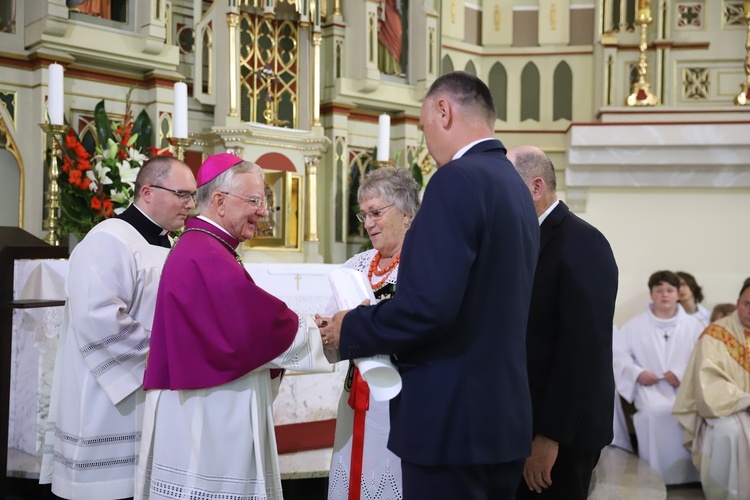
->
<box><xmin>135</xmin><ymin>315</ymin><xmax>328</xmax><ymax>500</ymax></box>
<box><xmin>40</xmin><ymin>219</ymin><xmax>169</xmax><ymax>499</ymax></box>
<box><xmin>613</xmin><ymin>304</ymin><xmax>703</xmax><ymax>484</ymax></box>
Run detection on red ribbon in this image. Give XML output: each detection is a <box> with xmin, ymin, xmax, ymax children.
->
<box><xmin>347</xmin><ymin>366</ymin><xmax>370</xmax><ymax>500</ymax></box>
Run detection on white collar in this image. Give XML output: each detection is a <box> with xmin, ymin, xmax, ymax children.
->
<box><xmin>452</xmin><ymin>138</ymin><xmax>496</xmax><ymax>161</ymax></box>
<box><xmin>197</xmin><ymin>215</ymin><xmax>236</xmax><ymax>244</ymax></box>
<box><xmin>538</xmin><ymin>199</ymin><xmax>560</xmax><ymax>226</ymax></box>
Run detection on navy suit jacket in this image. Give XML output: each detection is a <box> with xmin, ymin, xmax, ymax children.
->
<box><xmin>339</xmin><ymin>139</ymin><xmax>540</xmax><ymax>466</ymax></box>
<box><xmin>526</xmin><ymin>201</ymin><xmax>618</xmax><ymax>453</ymax></box>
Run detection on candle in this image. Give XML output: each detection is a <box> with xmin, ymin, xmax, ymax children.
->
<box><xmin>173</xmin><ymin>82</ymin><xmax>188</xmax><ymax>139</ymax></box>
<box><xmin>376</xmin><ymin>113</ymin><xmax>390</xmax><ymax>162</ymax></box>
<box><xmin>48</xmin><ymin>63</ymin><xmax>64</xmax><ymax>125</ymax></box>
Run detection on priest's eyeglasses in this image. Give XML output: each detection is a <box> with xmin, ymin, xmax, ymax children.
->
<box><xmin>356</xmin><ymin>203</ymin><xmax>395</xmax><ymax>223</ymax></box>
<box><xmin>150</xmin><ymin>185</ymin><xmax>196</xmax><ymax>204</ymax></box>
<box><xmin>221</xmin><ymin>192</ymin><xmax>268</xmax><ymax>210</ymax></box>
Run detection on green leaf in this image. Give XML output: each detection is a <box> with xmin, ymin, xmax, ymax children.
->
<box><xmin>411</xmin><ymin>162</ymin><xmax>423</xmax><ymax>187</ymax></box>
<box><xmin>133</xmin><ymin>109</ymin><xmax>153</xmax><ymax>154</ymax></box>
<box><xmin>93</xmin><ymin>100</ymin><xmax>113</xmax><ymax>147</ymax></box>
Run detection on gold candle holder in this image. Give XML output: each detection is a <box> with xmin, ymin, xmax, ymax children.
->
<box><xmin>372</xmin><ymin>160</ymin><xmax>393</xmax><ymax>168</ymax></box>
<box><xmin>626</xmin><ymin>8</ymin><xmax>659</xmax><ymax>107</ymax></box>
<box><xmin>734</xmin><ymin>5</ymin><xmax>750</xmax><ymax>105</ymax></box>
<box><xmin>167</xmin><ymin>137</ymin><xmax>194</xmax><ymax>161</ymax></box>
<box><xmin>39</xmin><ymin>123</ymin><xmax>68</xmax><ymax>246</ymax></box>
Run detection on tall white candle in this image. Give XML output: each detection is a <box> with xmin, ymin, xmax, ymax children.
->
<box><xmin>173</xmin><ymin>82</ymin><xmax>188</xmax><ymax>138</ymax></box>
<box><xmin>376</xmin><ymin>113</ymin><xmax>390</xmax><ymax>162</ymax></box>
<box><xmin>48</xmin><ymin>63</ymin><xmax>64</xmax><ymax>125</ymax></box>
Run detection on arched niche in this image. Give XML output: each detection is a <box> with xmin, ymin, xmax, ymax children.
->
<box><xmin>521</xmin><ymin>62</ymin><xmax>540</xmax><ymax>122</ymax></box>
<box><xmin>553</xmin><ymin>61</ymin><xmax>573</xmax><ymax>121</ymax></box>
<box><xmin>489</xmin><ymin>62</ymin><xmax>508</xmax><ymax>122</ymax></box>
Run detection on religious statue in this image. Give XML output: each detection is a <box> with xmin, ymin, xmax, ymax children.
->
<box><xmin>378</xmin><ymin>0</ymin><xmax>405</xmax><ymax>77</ymax></box>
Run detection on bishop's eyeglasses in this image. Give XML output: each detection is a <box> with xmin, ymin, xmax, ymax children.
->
<box><xmin>356</xmin><ymin>203</ymin><xmax>395</xmax><ymax>223</ymax></box>
<box><xmin>221</xmin><ymin>191</ymin><xmax>268</xmax><ymax>210</ymax></box>
<box><xmin>150</xmin><ymin>185</ymin><xmax>196</xmax><ymax>204</ymax></box>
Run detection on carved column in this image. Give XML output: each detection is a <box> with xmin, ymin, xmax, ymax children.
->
<box><xmin>227</xmin><ymin>12</ymin><xmax>240</xmax><ymax>117</ymax></box>
<box><xmin>304</xmin><ymin>156</ymin><xmax>320</xmax><ymax>242</ymax></box>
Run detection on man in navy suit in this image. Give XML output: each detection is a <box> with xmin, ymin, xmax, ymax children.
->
<box><xmin>319</xmin><ymin>72</ymin><xmax>539</xmax><ymax>499</ymax></box>
<box><xmin>507</xmin><ymin>146</ymin><xmax>618</xmax><ymax>500</ymax></box>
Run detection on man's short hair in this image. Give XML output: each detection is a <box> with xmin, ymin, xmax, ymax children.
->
<box><xmin>510</xmin><ymin>148</ymin><xmax>557</xmax><ymax>192</ymax></box>
<box><xmin>740</xmin><ymin>277</ymin><xmax>750</xmax><ymax>298</ymax></box>
<box><xmin>134</xmin><ymin>156</ymin><xmax>180</xmax><ymax>201</ymax></box>
<box><xmin>648</xmin><ymin>270</ymin><xmax>680</xmax><ymax>291</ymax></box>
<box><xmin>425</xmin><ymin>71</ymin><xmax>496</xmax><ymax>126</ymax></box>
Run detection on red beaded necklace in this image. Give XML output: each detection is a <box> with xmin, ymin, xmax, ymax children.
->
<box><xmin>368</xmin><ymin>251</ymin><xmax>400</xmax><ymax>290</ymax></box>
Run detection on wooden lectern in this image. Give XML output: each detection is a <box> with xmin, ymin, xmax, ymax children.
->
<box><xmin>0</xmin><ymin>227</ymin><xmax>67</xmax><ymax>493</ymax></box>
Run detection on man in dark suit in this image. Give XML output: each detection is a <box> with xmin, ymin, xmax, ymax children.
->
<box><xmin>507</xmin><ymin>145</ymin><xmax>618</xmax><ymax>500</ymax></box>
<box><xmin>319</xmin><ymin>71</ymin><xmax>539</xmax><ymax>499</ymax></box>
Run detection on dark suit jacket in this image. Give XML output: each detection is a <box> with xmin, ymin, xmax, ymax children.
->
<box><xmin>339</xmin><ymin>139</ymin><xmax>540</xmax><ymax>466</ymax></box>
<box><xmin>526</xmin><ymin>201</ymin><xmax>618</xmax><ymax>453</ymax></box>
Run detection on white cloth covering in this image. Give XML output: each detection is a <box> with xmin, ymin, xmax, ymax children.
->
<box><xmin>613</xmin><ymin>304</ymin><xmax>703</xmax><ymax>484</ymax></box>
<box><xmin>40</xmin><ymin>219</ymin><xmax>170</xmax><ymax>499</ymax></box>
<box><xmin>135</xmin><ymin>315</ymin><xmax>328</xmax><ymax>500</ymax></box>
<box><xmin>327</xmin><ymin>249</ymin><xmax>402</xmax><ymax>500</ymax></box>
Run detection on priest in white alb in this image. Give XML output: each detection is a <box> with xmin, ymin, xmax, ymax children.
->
<box><xmin>135</xmin><ymin>154</ymin><xmax>328</xmax><ymax>500</ymax></box>
<box><xmin>673</xmin><ymin>277</ymin><xmax>750</xmax><ymax>500</ymax></box>
<box><xmin>613</xmin><ymin>270</ymin><xmax>703</xmax><ymax>485</ymax></box>
<box><xmin>40</xmin><ymin>156</ymin><xmax>196</xmax><ymax>500</ymax></box>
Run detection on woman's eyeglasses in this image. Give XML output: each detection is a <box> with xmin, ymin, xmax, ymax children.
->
<box><xmin>356</xmin><ymin>203</ymin><xmax>395</xmax><ymax>223</ymax></box>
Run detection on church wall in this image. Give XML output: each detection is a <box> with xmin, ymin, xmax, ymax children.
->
<box><xmin>577</xmin><ymin>187</ymin><xmax>750</xmax><ymax>326</ymax></box>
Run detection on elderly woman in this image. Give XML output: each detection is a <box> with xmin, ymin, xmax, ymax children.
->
<box><xmin>676</xmin><ymin>271</ymin><xmax>711</xmax><ymax>327</ymax></box>
<box><xmin>327</xmin><ymin>166</ymin><xmax>420</xmax><ymax>500</ymax></box>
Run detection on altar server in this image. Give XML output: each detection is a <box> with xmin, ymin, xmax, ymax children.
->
<box><xmin>40</xmin><ymin>156</ymin><xmax>196</xmax><ymax>499</ymax></box>
<box><xmin>135</xmin><ymin>154</ymin><xmax>328</xmax><ymax>500</ymax></box>
<box><xmin>613</xmin><ymin>270</ymin><xmax>703</xmax><ymax>484</ymax></box>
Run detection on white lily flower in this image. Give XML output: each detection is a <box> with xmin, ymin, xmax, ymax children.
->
<box><xmin>127</xmin><ymin>147</ymin><xmax>147</xmax><ymax>165</ymax></box>
<box><xmin>110</xmin><ymin>190</ymin><xmax>130</xmax><ymax>204</ymax></box>
<box><xmin>114</xmin><ymin>206</ymin><xmax>127</xmax><ymax>215</ymax></box>
<box><xmin>89</xmin><ymin>160</ymin><xmax>113</xmax><ymax>188</ymax></box>
<box><xmin>86</xmin><ymin>170</ymin><xmax>98</xmax><ymax>192</ymax></box>
<box><xmin>118</xmin><ymin>160</ymin><xmax>139</xmax><ymax>186</ymax></box>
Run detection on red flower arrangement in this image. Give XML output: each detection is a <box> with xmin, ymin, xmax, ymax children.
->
<box><xmin>56</xmin><ymin>91</ymin><xmax>170</xmax><ymax>237</ymax></box>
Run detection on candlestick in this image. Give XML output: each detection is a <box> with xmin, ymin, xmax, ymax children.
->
<box><xmin>173</xmin><ymin>82</ymin><xmax>188</xmax><ymax>138</ymax></box>
<box><xmin>167</xmin><ymin>137</ymin><xmax>194</xmax><ymax>161</ymax></box>
<box><xmin>39</xmin><ymin>123</ymin><xmax>69</xmax><ymax>246</ymax></box>
<box><xmin>626</xmin><ymin>9</ymin><xmax>659</xmax><ymax>106</ymax></box>
<box><xmin>48</xmin><ymin>63</ymin><xmax>64</xmax><ymax>125</ymax></box>
<box><xmin>376</xmin><ymin>113</ymin><xmax>390</xmax><ymax>162</ymax></box>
